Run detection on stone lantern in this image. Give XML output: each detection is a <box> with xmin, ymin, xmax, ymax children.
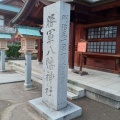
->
<box><xmin>15</xmin><ymin>26</ymin><xmax>41</xmax><ymax>89</ymax></box>
<box><xmin>16</xmin><ymin>34</ymin><xmax>37</xmax><ymax>54</ymax></box>
<box><xmin>0</xmin><ymin>33</ymin><xmax>11</xmax><ymax>72</ymax></box>
<box><xmin>0</xmin><ymin>40</ymin><xmax>9</xmax><ymax>50</ymax></box>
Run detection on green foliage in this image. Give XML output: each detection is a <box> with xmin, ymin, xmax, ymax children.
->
<box><xmin>6</xmin><ymin>45</ymin><xmax>21</xmax><ymax>58</ymax></box>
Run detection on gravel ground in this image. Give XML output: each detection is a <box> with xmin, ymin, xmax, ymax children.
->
<box><xmin>0</xmin><ymin>82</ymin><xmax>120</xmax><ymax>120</ymax></box>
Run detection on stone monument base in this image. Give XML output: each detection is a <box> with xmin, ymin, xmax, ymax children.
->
<box><xmin>29</xmin><ymin>97</ymin><xmax>82</xmax><ymax>120</ymax></box>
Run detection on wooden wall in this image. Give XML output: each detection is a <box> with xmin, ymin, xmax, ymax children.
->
<box><xmin>69</xmin><ymin>23</ymin><xmax>120</xmax><ymax>73</ymax></box>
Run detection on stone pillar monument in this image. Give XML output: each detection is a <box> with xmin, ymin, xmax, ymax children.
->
<box><xmin>29</xmin><ymin>1</ymin><xmax>82</xmax><ymax>120</ymax></box>
<box><xmin>0</xmin><ymin>50</ymin><xmax>5</xmax><ymax>72</ymax></box>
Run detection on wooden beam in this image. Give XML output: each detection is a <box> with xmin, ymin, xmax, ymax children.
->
<box><xmin>27</xmin><ymin>17</ymin><xmax>43</xmax><ymax>24</ymax></box>
<box><xmin>75</xmin><ymin>2</ymin><xmax>91</xmax><ymax>14</ymax></box>
<box><xmin>116</xmin><ymin>25</ymin><xmax>120</xmax><ymax>72</ymax></box>
<box><xmin>92</xmin><ymin>1</ymin><xmax>120</xmax><ymax>12</ymax></box>
<box><xmin>69</xmin><ymin>22</ymin><xmax>76</xmax><ymax>69</ymax></box>
<box><xmin>48</xmin><ymin>0</ymin><xmax>73</xmax><ymax>2</ymax></box>
<box><xmin>84</xmin><ymin>20</ymin><xmax>120</xmax><ymax>28</ymax></box>
<box><xmin>39</xmin><ymin>0</ymin><xmax>52</xmax><ymax>5</ymax></box>
<box><xmin>11</xmin><ymin>0</ymin><xmax>35</xmax><ymax>25</ymax></box>
<box><xmin>116</xmin><ymin>25</ymin><xmax>120</xmax><ymax>54</ymax></box>
<box><xmin>84</xmin><ymin>15</ymin><xmax>120</xmax><ymax>24</ymax></box>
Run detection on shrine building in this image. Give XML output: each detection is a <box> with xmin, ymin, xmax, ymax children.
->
<box><xmin>10</xmin><ymin>0</ymin><xmax>120</xmax><ymax>73</ymax></box>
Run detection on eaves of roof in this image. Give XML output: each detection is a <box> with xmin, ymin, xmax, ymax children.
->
<box><xmin>0</xmin><ymin>3</ymin><xmax>20</xmax><ymax>13</ymax></box>
<box><xmin>48</xmin><ymin>0</ymin><xmax>116</xmax><ymax>6</ymax></box>
<box><xmin>10</xmin><ymin>0</ymin><xmax>116</xmax><ymax>25</ymax></box>
<box><xmin>17</xmin><ymin>25</ymin><xmax>41</xmax><ymax>37</ymax></box>
<box><xmin>10</xmin><ymin>0</ymin><xmax>35</xmax><ymax>25</ymax></box>
<box><xmin>0</xmin><ymin>33</ymin><xmax>11</xmax><ymax>39</ymax></box>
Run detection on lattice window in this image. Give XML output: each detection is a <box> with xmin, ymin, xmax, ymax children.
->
<box><xmin>87</xmin><ymin>26</ymin><xmax>117</xmax><ymax>54</ymax></box>
<box><xmin>87</xmin><ymin>26</ymin><xmax>117</xmax><ymax>39</ymax></box>
<box><xmin>87</xmin><ymin>42</ymin><xmax>116</xmax><ymax>54</ymax></box>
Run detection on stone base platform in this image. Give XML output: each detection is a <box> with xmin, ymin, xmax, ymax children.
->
<box><xmin>8</xmin><ymin>60</ymin><xmax>120</xmax><ymax>109</ymax></box>
<box><xmin>68</xmin><ymin>78</ymin><xmax>120</xmax><ymax>109</ymax></box>
<box><xmin>29</xmin><ymin>98</ymin><xmax>82</xmax><ymax>120</ymax></box>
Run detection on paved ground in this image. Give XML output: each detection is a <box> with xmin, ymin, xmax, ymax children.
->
<box><xmin>71</xmin><ymin>66</ymin><xmax>120</xmax><ymax>92</ymax></box>
<box><xmin>0</xmin><ymin>71</ymin><xmax>24</xmax><ymax>84</ymax></box>
<box><xmin>9</xmin><ymin>60</ymin><xmax>120</xmax><ymax>93</ymax></box>
<box><xmin>0</xmin><ymin>81</ymin><xmax>120</xmax><ymax>120</ymax></box>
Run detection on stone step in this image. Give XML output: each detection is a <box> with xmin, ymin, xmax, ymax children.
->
<box><xmin>67</xmin><ymin>77</ymin><xmax>120</xmax><ymax>109</ymax></box>
<box><xmin>8</xmin><ymin>62</ymin><xmax>83</xmax><ymax>100</ymax></box>
<box><xmin>10</xmin><ymin>64</ymin><xmax>42</xmax><ymax>78</ymax></box>
<box><xmin>67</xmin><ymin>83</ymin><xmax>85</xmax><ymax>98</ymax></box>
<box><xmin>9</xmin><ymin>65</ymin><xmax>43</xmax><ymax>83</ymax></box>
<box><xmin>15</xmin><ymin>70</ymin><xmax>42</xmax><ymax>84</ymax></box>
<box><xmin>67</xmin><ymin>91</ymin><xmax>79</xmax><ymax>100</ymax></box>
<box><xmin>8</xmin><ymin>61</ymin><xmax>43</xmax><ymax>74</ymax></box>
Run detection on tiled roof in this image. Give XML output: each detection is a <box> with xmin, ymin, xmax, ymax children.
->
<box><xmin>0</xmin><ymin>33</ymin><xmax>11</xmax><ymax>39</ymax></box>
<box><xmin>17</xmin><ymin>26</ymin><xmax>41</xmax><ymax>37</ymax></box>
<box><xmin>0</xmin><ymin>3</ymin><xmax>20</xmax><ymax>13</ymax></box>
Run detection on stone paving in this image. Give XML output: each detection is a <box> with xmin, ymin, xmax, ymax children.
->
<box><xmin>68</xmin><ymin>66</ymin><xmax>120</xmax><ymax>95</ymax></box>
<box><xmin>0</xmin><ymin>72</ymin><xmax>24</xmax><ymax>84</ymax></box>
<box><xmin>8</xmin><ymin>60</ymin><xmax>120</xmax><ymax>93</ymax></box>
<box><xmin>0</xmin><ymin>63</ymin><xmax>24</xmax><ymax>84</ymax></box>
<box><xmin>6</xmin><ymin>60</ymin><xmax>120</xmax><ymax>108</ymax></box>
<box><xmin>0</xmin><ymin>81</ymin><xmax>120</xmax><ymax>120</ymax></box>
<box><xmin>0</xmin><ymin>60</ymin><xmax>120</xmax><ymax>119</ymax></box>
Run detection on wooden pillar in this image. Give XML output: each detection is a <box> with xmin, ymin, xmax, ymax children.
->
<box><xmin>37</xmin><ymin>39</ymin><xmax>43</xmax><ymax>63</ymax></box>
<box><xmin>69</xmin><ymin>22</ymin><xmax>76</xmax><ymax>69</ymax></box>
<box><xmin>116</xmin><ymin>25</ymin><xmax>120</xmax><ymax>73</ymax></box>
<box><xmin>117</xmin><ymin>25</ymin><xmax>120</xmax><ymax>54</ymax></box>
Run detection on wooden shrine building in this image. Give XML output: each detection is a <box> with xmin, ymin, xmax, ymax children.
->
<box><xmin>10</xmin><ymin>0</ymin><xmax>120</xmax><ymax>73</ymax></box>
<box><xmin>0</xmin><ymin>0</ymin><xmax>23</xmax><ymax>26</ymax></box>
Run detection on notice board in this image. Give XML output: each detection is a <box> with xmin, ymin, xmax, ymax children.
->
<box><xmin>77</xmin><ymin>41</ymin><xmax>87</xmax><ymax>52</ymax></box>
